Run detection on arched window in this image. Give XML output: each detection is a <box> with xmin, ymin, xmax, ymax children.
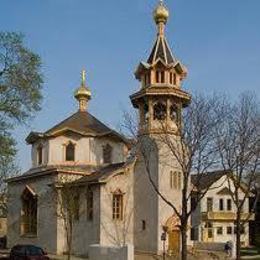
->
<box><xmin>103</xmin><ymin>144</ymin><xmax>112</xmax><ymax>164</ymax></box>
<box><xmin>170</xmin><ymin>72</ymin><xmax>173</xmax><ymax>84</ymax></box>
<box><xmin>170</xmin><ymin>104</ymin><xmax>178</xmax><ymax>121</ymax></box>
<box><xmin>144</xmin><ymin>103</ymin><xmax>149</xmax><ymax>123</ymax></box>
<box><xmin>66</xmin><ymin>142</ymin><xmax>75</xmax><ymax>161</ymax></box>
<box><xmin>144</xmin><ymin>74</ymin><xmax>150</xmax><ymax>86</ymax></box>
<box><xmin>173</xmin><ymin>73</ymin><xmax>177</xmax><ymax>85</ymax></box>
<box><xmin>37</xmin><ymin>145</ymin><xmax>43</xmax><ymax>165</ymax></box>
<box><xmin>21</xmin><ymin>186</ymin><xmax>37</xmax><ymax>235</ymax></box>
<box><xmin>112</xmin><ymin>190</ymin><xmax>124</xmax><ymax>220</ymax></box>
<box><xmin>155</xmin><ymin>71</ymin><xmax>165</xmax><ymax>83</ymax></box>
<box><xmin>153</xmin><ymin>102</ymin><xmax>166</xmax><ymax>120</ymax></box>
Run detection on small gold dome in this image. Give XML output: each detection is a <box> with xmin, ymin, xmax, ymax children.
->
<box><xmin>153</xmin><ymin>1</ymin><xmax>169</xmax><ymax>24</ymax></box>
<box><xmin>74</xmin><ymin>86</ymin><xmax>91</xmax><ymax>100</ymax></box>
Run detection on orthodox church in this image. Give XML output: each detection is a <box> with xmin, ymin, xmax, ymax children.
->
<box><xmin>7</xmin><ymin>1</ymin><xmax>192</xmax><ymax>256</ymax></box>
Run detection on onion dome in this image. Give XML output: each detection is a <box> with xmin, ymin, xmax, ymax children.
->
<box><xmin>153</xmin><ymin>0</ymin><xmax>169</xmax><ymax>24</ymax></box>
<box><xmin>74</xmin><ymin>70</ymin><xmax>91</xmax><ymax>111</ymax></box>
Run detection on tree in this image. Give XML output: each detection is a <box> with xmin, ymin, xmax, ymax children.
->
<box><xmin>0</xmin><ymin>32</ymin><xmax>43</xmax><ymax>178</ymax></box>
<box><xmin>122</xmin><ymin>93</ymin><xmax>222</xmax><ymax>260</ymax></box>
<box><xmin>53</xmin><ymin>176</ymin><xmax>81</xmax><ymax>260</ymax></box>
<box><xmin>215</xmin><ymin>92</ymin><xmax>260</xmax><ymax>260</ymax></box>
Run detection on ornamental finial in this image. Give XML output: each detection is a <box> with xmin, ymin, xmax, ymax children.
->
<box><xmin>81</xmin><ymin>69</ymin><xmax>86</xmax><ymax>86</ymax></box>
<box><xmin>153</xmin><ymin>0</ymin><xmax>169</xmax><ymax>25</ymax></box>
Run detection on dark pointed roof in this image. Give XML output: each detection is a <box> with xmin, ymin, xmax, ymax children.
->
<box><xmin>191</xmin><ymin>170</ymin><xmax>230</xmax><ymax>191</ymax></box>
<box><xmin>147</xmin><ymin>36</ymin><xmax>175</xmax><ymax>65</ymax></box>
<box><xmin>26</xmin><ymin>111</ymin><xmax>129</xmax><ymax>145</ymax></box>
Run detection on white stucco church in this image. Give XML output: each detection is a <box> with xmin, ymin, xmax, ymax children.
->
<box><xmin>6</xmin><ymin>1</ymin><xmax>252</xmax><ymax>257</ymax></box>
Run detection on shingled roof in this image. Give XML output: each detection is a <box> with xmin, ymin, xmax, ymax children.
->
<box><xmin>73</xmin><ymin>162</ymin><xmax>127</xmax><ymax>185</ymax></box>
<box><xmin>191</xmin><ymin>170</ymin><xmax>230</xmax><ymax>191</ymax></box>
<box><xmin>147</xmin><ymin>36</ymin><xmax>175</xmax><ymax>65</ymax></box>
<box><xmin>26</xmin><ymin>111</ymin><xmax>128</xmax><ymax>144</ymax></box>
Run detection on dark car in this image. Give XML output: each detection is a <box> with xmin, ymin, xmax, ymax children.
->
<box><xmin>10</xmin><ymin>245</ymin><xmax>49</xmax><ymax>260</ymax></box>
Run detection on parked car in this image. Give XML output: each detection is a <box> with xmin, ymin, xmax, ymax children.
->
<box><xmin>10</xmin><ymin>245</ymin><xmax>49</xmax><ymax>260</ymax></box>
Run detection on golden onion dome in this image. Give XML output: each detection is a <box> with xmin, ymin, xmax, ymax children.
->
<box><xmin>74</xmin><ymin>86</ymin><xmax>91</xmax><ymax>100</ymax></box>
<box><xmin>153</xmin><ymin>1</ymin><xmax>169</xmax><ymax>24</ymax></box>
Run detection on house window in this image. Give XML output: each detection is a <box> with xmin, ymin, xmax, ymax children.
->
<box><xmin>227</xmin><ymin>199</ymin><xmax>232</xmax><ymax>211</ymax></box>
<box><xmin>206</xmin><ymin>222</ymin><xmax>213</xmax><ymax>238</ymax></box>
<box><xmin>37</xmin><ymin>145</ymin><xmax>43</xmax><ymax>165</ymax></box>
<box><xmin>227</xmin><ymin>226</ymin><xmax>232</xmax><ymax>234</ymax></box>
<box><xmin>190</xmin><ymin>227</ymin><xmax>199</xmax><ymax>241</ymax></box>
<box><xmin>142</xmin><ymin>220</ymin><xmax>146</xmax><ymax>231</ymax></box>
<box><xmin>103</xmin><ymin>144</ymin><xmax>112</xmax><ymax>164</ymax></box>
<box><xmin>217</xmin><ymin>227</ymin><xmax>223</xmax><ymax>235</ymax></box>
<box><xmin>112</xmin><ymin>193</ymin><xmax>123</xmax><ymax>220</ymax></box>
<box><xmin>219</xmin><ymin>198</ymin><xmax>224</xmax><ymax>211</ymax></box>
<box><xmin>153</xmin><ymin>102</ymin><xmax>166</xmax><ymax>120</ymax></box>
<box><xmin>21</xmin><ymin>187</ymin><xmax>37</xmax><ymax>235</ymax></box>
<box><xmin>65</xmin><ymin>142</ymin><xmax>75</xmax><ymax>161</ymax></box>
<box><xmin>207</xmin><ymin>198</ymin><xmax>213</xmax><ymax>212</ymax></box>
<box><xmin>87</xmin><ymin>188</ymin><xmax>93</xmax><ymax>221</ymax></box>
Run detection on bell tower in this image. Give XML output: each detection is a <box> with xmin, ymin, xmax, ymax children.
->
<box><xmin>130</xmin><ymin>0</ymin><xmax>191</xmax><ymax>136</ymax></box>
<box><xmin>132</xmin><ymin>1</ymin><xmax>192</xmax><ymax>254</ymax></box>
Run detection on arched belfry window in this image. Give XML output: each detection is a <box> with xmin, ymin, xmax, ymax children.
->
<box><xmin>103</xmin><ymin>144</ymin><xmax>112</xmax><ymax>164</ymax></box>
<box><xmin>21</xmin><ymin>186</ymin><xmax>37</xmax><ymax>235</ymax></box>
<box><xmin>37</xmin><ymin>144</ymin><xmax>43</xmax><ymax>165</ymax></box>
<box><xmin>155</xmin><ymin>71</ymin><xmax>165</xmax><ymax>83</ymax></box>
<box><xmin>170</xmin><ymin>104</ymin><xmax>178</xmax><ymax>121</ymax></box>
<box><xmin>153</xmin><ymin>102</ymin><xmax>167</xmax><ymax>121</ymax></box>
<box><xmin>65</xmin><ymin>142</ymin><xmax>75</xmax><ymax>161</ymax></box>
<box><xmin>144</xmin><ymin>103</ymin><xmax>149</xmax><ymax>123</ymax></box>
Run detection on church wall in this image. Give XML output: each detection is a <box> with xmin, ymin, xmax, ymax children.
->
<box><xmin>94</xmin><ymin>138</ymin><xmax>126</xmax><ymax>165</ymax></box>
<box><xmin>99</xmin><ymin>168</ymin><xmax>134</xmax><ymax>247</ymax></box>
<box><xmin>7</xmin><ymin>174</ymin><xmax>59</xmax><ymax>254</ymax></box>
<box><xmin>134</xmin><ymin>137</ymin><xmax>159</xmax><ymax>253</ymax></box>
<box><xmin>48</xmin><ymin>135</ymin><xmax>91</xmax><ymax>165</ymax></box>
<box><xmin>30</xmin><ymin>135</ymin><xmax>126</xmax><ymax>168</ymax></box>
<box><xmin>156</xmin><ymin>137</ymin><xmax>184</xmax><ymax>253</ymax></box>
<box><xmin>70</xmin><ymin>185</ymin><xmax>101</xmax><ymax>256</ymax></box>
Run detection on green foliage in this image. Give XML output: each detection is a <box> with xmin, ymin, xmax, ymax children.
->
<box><xmin>0</xmin><ymin>32</ymin><xmax>43</xmax><ymax>177</ymax></box>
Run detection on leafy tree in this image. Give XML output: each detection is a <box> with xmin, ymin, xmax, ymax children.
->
<box><xmin>0</xmin><ymin>32</ymin><xmax>43</xmax><ymax>179</ymax></box>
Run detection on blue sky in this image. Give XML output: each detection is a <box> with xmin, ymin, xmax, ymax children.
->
<box><xmin>0</xmin><ymin>0</ymin><xmax>259</xmax><ymax>171</ymax></box>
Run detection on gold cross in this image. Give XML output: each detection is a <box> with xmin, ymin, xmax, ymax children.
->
<box><xmin>81</xmin><ymin>69</ymin><xmax>86</xmax><ymax>86</ymax></box>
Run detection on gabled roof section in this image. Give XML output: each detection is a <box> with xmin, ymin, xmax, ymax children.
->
<box><xmin>26</xmin><ymin>111</ymin><xmax>129</xmax><ymax>145</ymax></box>
<box><xmin>73</xmin><ymin>162</ymin><xmax>126</xmax><ymax>185</ymax></box>
<box><xmin>147</xmin><ymin>35</ymin><xmax>175</xmax><ymax>65</ymax></box>
<box><xmin>217</xmin><ymin>187</ymin><xmax>233</xmax><ymax>195</ymax></box>
<box><xmin>191</xmin><ymin>170</ymin><xmax>230</xmax><ymax>191</ymax></box>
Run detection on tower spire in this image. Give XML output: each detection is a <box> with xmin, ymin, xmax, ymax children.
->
<box><xmin>74</xmin><ymin>69</ymin><xmax>91</xmax><ymax>112</ymax></box>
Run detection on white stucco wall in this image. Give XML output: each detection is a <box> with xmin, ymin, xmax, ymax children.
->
<box><xmin>199</xmin><ymin>175</ymin><xmax>250</xmax><ymax>246</ymax></box>
<box><xmin>99</xmin><ymin>167</ymin><xmax>134</xmax><ymax>247</ymax></box>
<box><xmin>7</xmin><ymin>174</ymin><xmax>58</xmax><ymax>254</ymax></box>
<box><xmin>134</xmin><ymin>137</ymin><xmax>159</xmax><ymax>253</ymax></box>
<box><xmin>31</xmin><ymin>135</ymin><xmax>126</xmax><ymax>168</ymax></box>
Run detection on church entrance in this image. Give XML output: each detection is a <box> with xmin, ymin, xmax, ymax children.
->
<box><xmin>165</xmin><ymin>214</ymin><xmax>181</xmax><ymax>255</ymax></box>
<box><xmin>168</xmin><ymin>230</ymin><xmax>180</xmax><ymax>255</ymax></box>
